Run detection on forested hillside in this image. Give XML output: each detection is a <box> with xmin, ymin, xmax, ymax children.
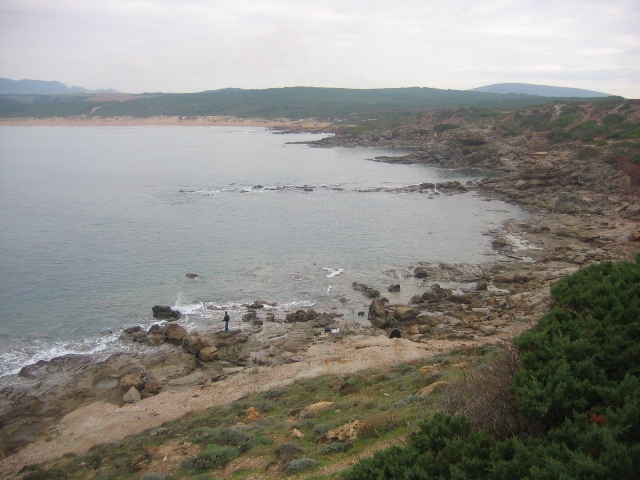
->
<box><xmin>0</xmin><ymin>87</ymin><xmax>621</xmax><ymax>120</ymax></box>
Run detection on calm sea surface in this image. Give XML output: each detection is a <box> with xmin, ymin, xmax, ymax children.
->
<box><xmin>0</xmin><ymin>126</ymin><xmax>525</xmax><ymax>379</ymax></box>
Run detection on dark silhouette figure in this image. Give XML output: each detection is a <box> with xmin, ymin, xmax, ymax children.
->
<box><xmin>389</xmin><ymin>328</ymin><xmax>401</xmax><ymax>339</ymax></box>
<box><xmin>223</xmin><ymin>311</ymin><xmax>230</xmax><ymax>332</ymax></box>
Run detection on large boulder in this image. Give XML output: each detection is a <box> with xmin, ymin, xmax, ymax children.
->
<box><xmin>368</xmin><ymin>298</ymin><xmax>389</xmax><ymax>328</ymax></box>
<box><xmin>152</xmin><ymin>305</ymin><xmax>181</xmax><ymax>320</ymax></box>
<box><xmin>326</xmin><ymin>419</ymin><xmax>363</xmax><ymax>442</ymax></box>
<box><xmin>120</xmin><ymin>372</ymin><xmax>143</xmax><ymax>392</ymax></box>
<box><xmin>421</xmin><ymin>284</ymin><xmax>450</xmax><ymax>303</ymax></box>
<box><xmin>394</xmin><ymin>306</ymin><xmax>418</xmax><ymax>321</ymax></box>
<box><xmin>182</xmin><ymin>331</ymin><xmax>204</xmax><ymax>355</ymax></box>
<box><xmin>142</xmin><ymin>350</ymin><xmax>197</xmax><ymax>382</ymax></box>
<box><xmin>198</xmin><ymin>345</ymin><xmax>218</xmax><ymax>362</ymax></box>
<box><xmin>123</xmin><ymin>386</ymin><xmax>141</xmax><ymax>404</ymax></box>
<box><xmin>164</xmin><ymin>323</ymin><xmax>187</xmax><ymax>345</ymax></box>
<box><xmin>413</xmin><ymin>267</ymin><xmax>430</xmax><ymax>278</ymax></box>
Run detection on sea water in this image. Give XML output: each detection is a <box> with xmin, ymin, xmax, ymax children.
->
<box><xmin>0</xmin><ymin>126</ymin><xmax>525</xmax><ymax>379</ymax></box>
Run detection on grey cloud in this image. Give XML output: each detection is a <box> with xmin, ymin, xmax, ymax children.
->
<box><xmin>0</xmin><ymin>0</ymin><xmax>638</xmax><ymax>97</ymax></box>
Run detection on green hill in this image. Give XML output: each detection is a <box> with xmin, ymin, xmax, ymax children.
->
<box><xmin>0</xmin><ymin>86</ymin><xmax>621</xmax><ymax>120</ymax></box>
<box><xmin>471</xmin><ymin>83</ymin><xmax>613</xmax><ymax>98</ymax></box>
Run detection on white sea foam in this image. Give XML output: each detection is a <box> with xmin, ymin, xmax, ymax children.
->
<box><xmin>279</xmin><ymin>300</ymin><xmax>316</xmax><ymax>310</ymax></box>
<box><xmin>0</xmin><ymin>334</ymin><xmax>126</xmax><ymax>380</ymax></box>
<box><xmin>324</xmin><ymin>267</ymin><xmax>345</xmax><ymax>278</ymax></box>
<box><xmin>505</xmin><ymin>234</ymin><xmax>544</xmax><ymax>251</ymax></box>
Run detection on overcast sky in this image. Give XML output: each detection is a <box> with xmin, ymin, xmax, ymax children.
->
<box><xmin>1</xmin><ymin>0</ymin><xmax>638</xmax><ymax>97</ymax></box>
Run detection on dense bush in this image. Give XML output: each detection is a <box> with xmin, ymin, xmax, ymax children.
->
<box><xmin>181</xmin><ymin>445</ymin><xmax>239</xmax><ymax>470</ymax></box>
<box><xmin>344</xmin><ymin>414</ymin><xmax>493</xmax><ymax>480</ymax></box>
<box><xmin>285</xmin><ymin>457</ymin><xmax>318</xmax><ymax>474</ymax></box>
<box><xmin>344</xmin><ymin>256</ymin><xmax>640</xmax><ymax>479</ymax></box>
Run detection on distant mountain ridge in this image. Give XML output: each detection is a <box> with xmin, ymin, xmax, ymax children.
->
<box><xmin>470</xmin><ymin>83</ymin><xmax>612</xmax><ymax>98</ymax></box>
<box><xmin>0</xmin><ymin>78</ymin><xmax>118</xmax><ymax>94</ymax></box>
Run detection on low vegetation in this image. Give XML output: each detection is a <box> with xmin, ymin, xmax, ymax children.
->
<box><xmin>345</xmin><ymin>255</ymin><xmax>640</xmax><ymax>479</ymax></box>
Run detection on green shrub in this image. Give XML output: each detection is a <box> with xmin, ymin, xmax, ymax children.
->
<box><xmin>140</xmin><ymin>472</ymin><xmax>173</xmax><ymax>480</ymax></box>
<box><xmin>190</xmin><ymin>426</ymin><xmax>271</xmax><ymax>452</ymax></box>
<box><xmin>434</xmin><ymin>123</ymin><xmax>460</xmax><ymax>133</ymax></box>
<box><xmin>319</xmin><ymin>442</ymin><xmax>352</xmax><ymax>455</ymax></box>
<box><xmin>512</xmin><ymin>255</ymin><xmax>640</xmax><ymax>428</ymax></box>
<box><xmin>576</xmin><ymin>146</ymin><xmax>600</xmax><ymax>159</ymax></box>
<box><xmin>344</xmin><ymin>414</ymin><xmax>493</xmax><ymax>480</ymax></box>
<box><xmin>346</xmin><ymin>257</ymin><xmax>640</xmax><ymax>479</ymax></box>
<box><xmin>274</xmin><ymin>443</ymin><xmax>304</xmax><ymax>463</ymax></box>
<box><xmin>181</xmin><ymin>445</ymin><xmax>239</xmax><ymax>470</ymax></box>
<box><xmin>285</xmin><ymin>457</ymin><xmax>318</xmax><ymax>474</ymax></box>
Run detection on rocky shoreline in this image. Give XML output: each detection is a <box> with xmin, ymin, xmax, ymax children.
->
<box><xmin>1</xmin><ymin>101</ymin><xmax>639</xmax><ymax>476</ymax></box>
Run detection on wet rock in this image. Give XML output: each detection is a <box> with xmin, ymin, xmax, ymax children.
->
<box><xmin>243</xmin><ymin>310</ymin><xmax>258</xmax><ymax>322</ymax></box>
<box><xmin>422</xmin><ymin>284</ymin><xmax>450</xmax><ymax>302</ymax></box>
<box><xmin>388</xmin><ymin>284</ymin><xmax>400</xmax><ymax>292</ymax></box>
<box><xmin>368</xmin><ymin>298</ymin><xmax>389</xmax><ymax>328</ymax></box>
<box><xmin>164</xmin><ymin>323</ymin><xmax>187</xmax><ymax>345</ymax></box>
<box><xmin>148</xmin><ymin>324</ymin><xmax>166</xmax><ymax>335</ymax></box>
<box><xmin>492</xmin><ymin>238</ymin><xmax>507</xmax><ymax>248</ymax></box>
<box><xmin>450</xmin><ymin>293</ymin><xmax>473</xmax><ymax>304</ymax></box>
<box><xmin>394</xmin><ymin>306</ymin><xmax>418</xmax><ymax>321</ymax></box>
<box><xmin>152</xmin><ymin>305</ymin><xmax>181</xmax><ymax>320</ymax></box>
<box><xmin>147</xmin><ymin>333</ymin><xmax>165</xmax><ymax>347</ymax></box>
<box><xmin>413</xmin><ymin>266</ymin><xmax>430</xmax><ymax>278</ymax></box>
<box><xmin>365</xmin><ymin>288</ymin><xmax>380</xmax><ymax>298</ymax></box>
<box><xmin>409</xmin><ymin>294</ymin><xmax>423</xmax><ymax>304</ymax></box>
<box><xmin>131</xmin><ymin>331</ymin><xmax>149</xmax><ymax>342</ymax></box>
<box><xmin>352</xmin><ymin>282</ymin><xmax>370</xmax><ymax>291</ymax></box>
<box><xmin>285</xmin><ymin>308</ymin><xmax>320</xmax><ymax>323</ymax></box>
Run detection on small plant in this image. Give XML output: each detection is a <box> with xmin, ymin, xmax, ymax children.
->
<box><xmin>140</xmin><ymin>472</ymin><xmax>173</xmax><ymax>480</ymax></box>
<box><xmin>313</xmin><ymin>423</ymin><xmax>331</xmax><ymax>441</ymax></box>
<box><xmin>359</xmin><ymin>413</ymin><xmax>400</xmax><ymax>438</ymax></box>
<box><xmin>181</xmin><ymin>445</ymin><xmax>239</xmax><ymax>470</ymax></box>
<box><xmin>319</xmin><ymin>442</ymin><xmax>352</xmax><ymax>455</ymax></box>
<box><xmin>274</xmin><ymin>443</ymin><xmax>304</xmax><ymax>463</ymax></box>
<box><xmin>285</xmin><ymin>457</ymin><xmax>318</xmax><ymax>474</ymax></box>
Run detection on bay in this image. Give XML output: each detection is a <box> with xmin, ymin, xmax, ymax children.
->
<box><xmin>0</xmin><ymin>126</ymin><xmax>525</xmax><ymax>378</ymax></box>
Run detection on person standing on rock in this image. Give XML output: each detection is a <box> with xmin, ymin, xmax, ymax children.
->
<box><xmin>223</xmin><ymin>311</ymin><xmax>230</xmax><ymax>332</ymax></box>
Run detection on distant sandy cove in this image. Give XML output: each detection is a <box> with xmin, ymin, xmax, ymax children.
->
<box><xmin>0</xmin><ymin>115</ymin><xmax>332</xmax><ymax>128</ymax></box>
